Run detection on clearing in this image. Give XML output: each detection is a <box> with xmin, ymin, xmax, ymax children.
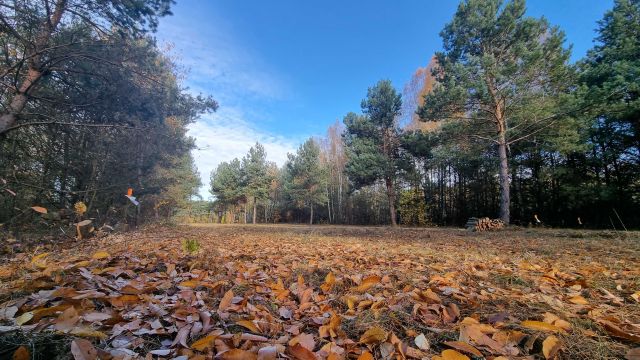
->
<box><xmin>1</xmin><ymin>225</ymin><xmax>639</xmax><ymax>359</ymax></box>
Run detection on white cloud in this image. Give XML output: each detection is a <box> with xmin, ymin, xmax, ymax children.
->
<box><xmin>189</xmin><ymin>107</ymin><xmax>300</xmax><ymax>199</ymax></box>
<box><xmin>159</xmin><ymin>20</ymin><xmax>287</xmax><ymax>103</ymax></box>
<box><xmin>157</xmin><ymin>9</ymin><xmax>299</xmax><ymax>199</ymax></box>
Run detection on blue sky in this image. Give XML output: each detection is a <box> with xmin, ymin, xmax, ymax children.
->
<box><xmin>155</xmin><ymin>0</ymin><xmax>613</xmax><ymax>198</ymax></box>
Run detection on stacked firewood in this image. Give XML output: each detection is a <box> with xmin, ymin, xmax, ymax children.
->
<box><xmin>466</xmin><ymin>217</ymin><xmax>505</xmax><ymax>232</ymax></box>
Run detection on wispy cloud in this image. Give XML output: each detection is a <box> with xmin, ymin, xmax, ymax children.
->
<box><xmin>157</xmin><ymin>8</ymin><xmax>300</xmax><ymax>198</ymax></box>
<box><xmin>189</xmin><ymin>108</ymin><xmax>299</xmax><ymax>199</ymax></box>
<box><xmin>159</xmin><ymin>19</ymin><xmax>287</xmax><ymax>103</ymax></box>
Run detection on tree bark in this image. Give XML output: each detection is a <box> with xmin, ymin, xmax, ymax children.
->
<box><xmin>385</xmin><ymin>177</ymin><xmax>397</xmax><ymax>227</ymax></box>
<box><xmin>0</xmin><ymin>0</ymin><xmax>67</xmax><ymax>134</ymax></box>
<box><xmin>252</xmin><ymin>200</ymin><xmax>257</xmax><ymax>224</ymax></box>
<box><xmin>497</xmin><ymin>130</ymin><xmax>510</xmax><ymax>224</ymax></box>
<box><xmin>309</xmin><ymin>204</ymin><xmax>314</xmax><ymax>225</ymax></box>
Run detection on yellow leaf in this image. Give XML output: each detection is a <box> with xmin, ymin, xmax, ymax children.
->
<box><xmin>15</xmin><ymin>312</ymin><xmax>33</xmax><ymax>326</ymax></box>
<box><xmin>73</xmin><ymin>260</ymin><xmax>91</xmax><ymax>268</ymax></box>
<box><xmin>92</xmin><ymin>251</ymin><xmax>110</xmax><ymax>260</ymax></box>
<box><xmin>354</xmin><ymin>275</ymin><xmax>381</xmax><ymax>293</ymax></box>
<box><xmin>568</xmin><ymin>295</ymin><xmax>588</xmax><ymax>305</ymax></box>
<box><xmin>31</xmin><ymin>253</ymin><xmax>49</xmax><ymax>269</ymax></box>
<box><xmin>359</xmin><ymin>326</ymin><xmax>387</xmax><ymax>344</ymax></box>
<box><xmin>179</xmin><ymin>280</ymin><xmax>200</xmax><ymax>288</ymax></box>
<box><xmin>521</xmin><ymin>320</ymin><xmax>565</xmax><ymax>333</ymax></box>
<box><xmin>237</xmin><ymin>319</ymin><xmax>261</xmax><ymax>334</ymax></box>
<box><xmin>321</xmin><ymin>272</ymin><xmax>336</xmax><ymax>292</ymax></box>
<box><xmin>440</xmin><ymin>349</ymin><xmax>470</xmax><ymax>360</ymax></box>
<box><xmin>191</xmin><ymin>334</ymin><xmax>217</xmax><ymax>352</ymax></box>
<box><xmin>542</xmin><ymin>335</ymin><xmax>561</xmax><ymax>359</ymax></box>
<box><xmin>220</xmin><ymin>349</ymin><xmax>258</xmax><ymax>360</ymax></box>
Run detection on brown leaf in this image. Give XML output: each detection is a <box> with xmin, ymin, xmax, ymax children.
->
<box><xmin>357</xmin><ymin>351</ymin><xmax>374</xmax><ymax>360</ymax></box>
<box><xmin>599</xmin><ymin>320</ymin><xmax>640</xmax><ymax>343</ymax></box>
<box><xmin>219</xmin><ymin>290</ymin><xmax>234</xmax><ymax>312</ymax></box>
<box><xmin>12</xmin><ymin>346</ymin><xmax>29</xmax><ymax>360</ymax></box>
<box><xmin>288</xmin><ymin>343</ymin><xmax>317</xmax><ymax>360</ymax></box>
<box><xmin>219</xmin><ymin>349</ymin><xmax>258</xmax><ymax>360</ymax></box>
<box><xmin>109</xmin><ymin>294</ymin><xmax>140</xmax><ymax>307</ymax></box>
<box><xmin>31</xmin><ymin>206</ymin><xmax>47</xmax><ymax>214</ymax></box>
<box><xmin>70</xmin><ymin>339</ymin><xmax>98</xmax><ymax>360</ymax></box>
<box><xmin>172</xmin><ymin>324</ymin><xmax>193</xmax><ymax>348</ymax></box>
<box><xmin>434</xmin><ymin>349</ymin><xmax>470</xmax><ymax>360</ymax></box>
<box><xmin>442</xmin><ymin>341</ymin><xmax>482</xmax><ymax>357</ymax></box>
<box><xmin>626</xmin><ymin>348</ymin><xmax>640</xmax><ymax>360</ymax></box>
<box><xmin>236</xmin><ymin>319</ymin><xmax>261</xmax><ymax>334</ymax></box>
<box><xmin>567</xmin><ymin>295</ymin><xmax>588</xmax><ymax>305</ymax></box>
<box><xmin>289</xmin><ymin>333</ymin><xmax>315</xmax><ymax>351</ymax></box>
<box><xmin>353</xmin><ymin>275</ymin><xmax>381</xmax><ymax>293</ymax></box>
<box><xmin>54</xmin><ymin>306</ymin><xmax>79</xmax><ymax>331</ymax></box>
<box><xmin>257</xmin><ymin>346</ymin><xmax>278</xmax><ymax>360</ymax></box>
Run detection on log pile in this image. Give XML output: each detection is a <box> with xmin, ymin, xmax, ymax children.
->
<box><xmin>466</xmin><ymin>217</ymin><xmax>505</xmax><ymax>232</ymax></box>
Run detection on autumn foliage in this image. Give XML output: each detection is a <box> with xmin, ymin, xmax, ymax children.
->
<box><xmin>1</xmin><ymin>225</ymin><xmax>639</xmax><ymax>359</ymax></box>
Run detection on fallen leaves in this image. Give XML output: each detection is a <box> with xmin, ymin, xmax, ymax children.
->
<box><xmin>353</xmin><ymin>275</ymin><xmax>381</xmax><ymax>293</ymax></box>
<box><xmin>31</xmin><ymin>206</ymin><xmax>47</xmax><ymax>214</ymax></box>
<box><xmin>70</xmin><ymin>338</ymin><xmax>98</xmax><ymax>360</ymax></box>
<box><xmin>520</xmin><ymin>320</ymin><xmax>565</xmax><ymax>333</ymax></box>
<box><xmin>542</xmin><ymin>335</ymin><xmax>561</xmax><ymax>359</ymax></box>
<box><xmin>414</xmin><ymin>333</ymin><xmax>430</xmax><ymax>350</ymax></box>
<box><xmin>359</xmin><ymin>326</ymin><xmax>387</xmax><ymax>345</ymax></box>
<box><xmin>12</xmin><ymin>346</ymin><xmax>29</xmax><ymax>360</ymax></box>
<box><xmin>288</xmin><ymin>343</ymin><xmax>317</xmax><ymax>360</ymax></box>
<box><xmin>218</xmin><ymin>289</ymin><xmax>234</xmax><ymax>312</ymax></box>
<box><xmin>433</xmin><ymin>349</ymin><xmax>470</xmax><ymax>360</ymax></box>
<box><xmin>91</xmin><ymin>251</ymin><xmax>110</xmax><ymax>260</ymax></box>
<box><xmin>0</xmin><ymin>225</ymin><xmax>638</xmax><ymax>359</ymax></box>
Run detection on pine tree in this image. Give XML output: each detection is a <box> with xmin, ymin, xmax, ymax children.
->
<box><xmin>344</xmin><ymin>80</ymin><xmax>404</xmax><ymax>226</ymax></box>
<box><xmin>242</xmin><ymin>143</ymin><xmax>272</xmax><ymax>224</ymax></box>
<box><xmin>284</xmin><ymin>139</ymin><xmax>328</xmax><ymax>224</ymax></box>
<box><xmin>418</xmin><ymin>0</ymin><xmax>572</xmax><ymax>224</ymax></box>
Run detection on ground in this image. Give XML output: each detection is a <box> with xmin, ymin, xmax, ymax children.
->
<box><xmin>0</xmin><ymin>224</ymin><xmax>639</xmax><ymax>359</ymax></box>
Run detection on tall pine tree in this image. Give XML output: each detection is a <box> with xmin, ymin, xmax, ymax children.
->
<box><xmin>344</xmin><ymin>80</ymin><xmax>404</xmax><ymax>226</ymax></box>
<box><xmin>418</xmin><ymin>0</ymin><xmax>572</xmax><ymax>224</ymax></box>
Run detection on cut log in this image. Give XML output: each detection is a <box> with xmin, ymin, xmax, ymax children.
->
<box><xmin>76</xmin><ymin>220</ymin><xmax>94</xmax><ymax>239</ymax></box>
<box><xmin>466</xmin><ymin>217</ymin><xmax>505</xmax><ymax>232</ymax></box>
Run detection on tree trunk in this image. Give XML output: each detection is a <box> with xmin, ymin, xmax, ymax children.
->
<box><xmin>0</xmin><ymin>68</ymin><xmax>42</xmax><ymax>133</ymax></box>
<box><xmin>0</xmin><ymin>0</ymin><xmax>67</xmax><ymax>134</ymax></box>
<box><xmin>497</xmin><ymin>131</ymin><xmax>510</xmax><ymax>224</ymax></box>
<box><xmin>385</xmin><ymin>177</ymin><xmax>397</xmax><ymax>227</ymax></box>
<box><xmin>253</xmin><ymin>200</ymin><xmax>257</xmax><ymax>224</ymax></box>
<box><xmin>309</xmin><ymin>204</ymin><xmax>314</xmax><ymax>225</ymax></box>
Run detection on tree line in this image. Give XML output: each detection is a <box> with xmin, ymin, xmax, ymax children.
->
<box><xmin>0</xmin><ymin>0</ymin><xmax>215</xmax><ymax>232</ymax></box>
<box><xmin>206</xmin><ymin>0</ymin><xmax>639</xmax><ymax>229</ymax></box>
